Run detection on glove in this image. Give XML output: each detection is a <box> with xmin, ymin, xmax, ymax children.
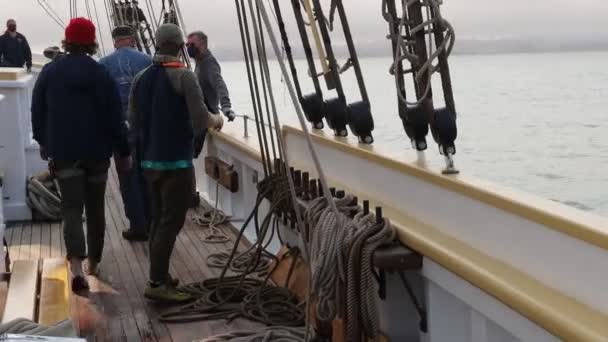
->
<box><xmin>223</xmin><ymin>108</ymin><xmax>236</xmax><ymax>122</ymax></box>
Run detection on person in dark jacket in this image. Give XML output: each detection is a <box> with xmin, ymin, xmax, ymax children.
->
<box><xmin>100</xmin><ymin>26</ymin><xmax>152</xmax><ymax>242</ymax></box>
<box><xmin>31</xmin><ymin>18</ymin><xmax>132</xmax><ymax>292</ymax></box>
<box><xmin>129</xmin><ymin>23</ymin><xmax>222</xmax><ymax>303</ymax></box>
<box><xmin>0</xmin><ymin>19</ymin><xmax>32</xmax><ymax>71</ymax></box>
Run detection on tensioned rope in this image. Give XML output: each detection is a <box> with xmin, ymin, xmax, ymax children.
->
<box><xmin>37</xmin><ymin>0</ymin><xmax>66</xmax><ymax>29</ymax></box>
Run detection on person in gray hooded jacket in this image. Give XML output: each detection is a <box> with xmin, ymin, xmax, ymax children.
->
<box><xmin>129</xmin><ymin>23</ymin><xmax>223</xmax><ymax>303</ymax></box>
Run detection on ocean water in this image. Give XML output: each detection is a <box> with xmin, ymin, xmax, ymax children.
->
<box><xmin>219</xmin><ymin>51</ymin><xmax>608</xmax><ymax>217</ymax></box>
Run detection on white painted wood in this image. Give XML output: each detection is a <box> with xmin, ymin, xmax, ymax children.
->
<box><xmin>470</xmin><ymin>310</ymin><xmax>488</xmax><ymax>342</ymax></box>
<box><xmin>283</xmin><ymin>132</ymin><xmax>608</xmax><ymax>316</ymax></box>
<box><xmin>423</xmin><ymin>259</ymin><xmax>558</xmax><ymax>342</ymax></box>
<box><xmin>0</xmin><ymin>77</ymin><xmax>34</xmax><ymax>221</ymax></box>
<box><xmin>200</xmin><ymin>131</ymin><xmax>566</xmax><ymax>341</ymax></box>
<box><xmin>426</xmin><ymin>280</ymin><xmax>471</xmax><ymax>342</ymax></box>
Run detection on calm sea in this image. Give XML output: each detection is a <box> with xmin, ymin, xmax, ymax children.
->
<box><xmin>219</xmin><ymin>51</ymin><xmax>608</xmax><ymax>217</ymax></box>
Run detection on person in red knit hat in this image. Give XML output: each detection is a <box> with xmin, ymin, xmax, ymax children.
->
<box><xmin>32</xmin><ymin>17</ymin><xmax>132</xmax><ymax>292</ymax></box>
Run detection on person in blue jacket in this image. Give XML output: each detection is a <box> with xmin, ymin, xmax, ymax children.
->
<box><xmin>0</xmin><ymin>19</ymin><xmax>32</xmax><ymax>71</ymax></box>
<box><xmin>31</xmin><ymin>18</ymin><xmax>132</xmax><ymax>292</ymax></box>
<box><xmin>100</xmin><ymin>26</ymin><xmax>152</xmax><ymax>242</ymax></box>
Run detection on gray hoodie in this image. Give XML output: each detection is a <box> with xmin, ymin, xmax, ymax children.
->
<box><xmin>128</xmin><ymin>54</ymin><xmax>222</xmax><ymax>137</ymax></box>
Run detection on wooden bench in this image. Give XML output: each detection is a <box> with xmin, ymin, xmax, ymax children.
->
<box><xmin>0</xmin><ymin>258</ymin><xmax>71</xmax><ymax>325</ymax></box>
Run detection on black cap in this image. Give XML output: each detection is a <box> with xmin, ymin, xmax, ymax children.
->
<box><xmin>111</xmin><ymin>26</ymin><xmax>134</xmax><ymax>38</ymax></box>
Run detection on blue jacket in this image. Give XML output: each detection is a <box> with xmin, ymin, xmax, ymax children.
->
<box><xmin>0</xmin><ymin>31</ymin><xmax>32</xmax><ymax>68</ymax></box>
<box><xmin>31</xmin><ymin>54</ymin><xmax>130</xmax><ymax>161</ymax></box>
<box><xmin>99</xmin><ymin>47</ymin><xmax>152</xmax><ymax>114</ymax></box>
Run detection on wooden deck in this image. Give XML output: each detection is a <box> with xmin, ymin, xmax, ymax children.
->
<box><xmin>3</xmin><ymin>168</ymin><xmax>260</xmax><ymax>341</ymax></box>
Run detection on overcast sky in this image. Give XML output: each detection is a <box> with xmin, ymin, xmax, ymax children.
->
<box><xmin>3</xmin><ymin>0</ymin><xmax>608</xmax><ymax>51</ymax></box>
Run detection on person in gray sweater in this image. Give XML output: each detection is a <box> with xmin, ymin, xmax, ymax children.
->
<box><xmin>186</xmin><ymin>31</ymin><xmax>236</xmax><ymax>122</ymax></box>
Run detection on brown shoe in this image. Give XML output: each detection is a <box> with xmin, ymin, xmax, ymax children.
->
<box><xmin>85</xmin><ymin>259</ymin><xmax>99</xmax><ymax>276</ymax></box>
<box><xmin>72</xmin><ymin>275</ymin><xmax>90</xmax><ymax>292</ymax></box>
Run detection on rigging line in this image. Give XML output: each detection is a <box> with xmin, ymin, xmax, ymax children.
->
<box><xmin>91</xmin><ymin>0</ymin><xmax>108</xmax><ymax>56</ymax></box>
<box><xmin>144</xmin><ymin>0</ymin><xmax>158</xmax><ymax>33</ymax></box>
<box><xmin>173</xmin><ymin>0</ymin><xmax>189</xmax><ymax>35</ymax></box>
<box><xmin>333</xmin><ymin>0</ymin><xmax>371</xmax><ymax>106</ymax></box>
<box><xmin>290</xmin><ymin>0</ymin><xmax>324</xmax><ymax>98</ymax></box>
<box><xmin>103</xmin><ymin>0</ymin><xmax>115</xmax><ymax>31</ymax></box>
<box><xmin>240</xmin><ymin>0</ymin><xmax>274</xmax><ymax>175</ymax></box>
<box><xmin>84</xmin><ymin>0</ymin><xmax>93</xmax><ymax>20</ymax></box>
<box><xmin>252</xmin><ymin>3</ymin><xmax>348</xmax><ymax>341</ymax></box>
<box><xmin>41</xmin><ymin>0</ymin><xmax>67</xmax><ymax>27</ymax></box>
<box><xmin>300</xmin><ymin>0</ymin><xmax>332</xmax><ymax>84</ymax></box>
<box><xmin>37</xmin><ymin>0</ymin><xmax>66</xmax><ymax>29</ymax></box>
<box><xmin>234</xmin><ymin>0</ymin><xmax>270</xmax><ymax>176</ymax></box>
<box><xmin>255</xmin><ymin>3</ymin><xmax>279</xmax><ymax>163</ymax></box>
<box><xmin>254</xmin><ymin>0</ymin><xmax>339</xmax><ymax>228</ymax></box>
<box><xmin>272</xmin><ymin>0</ymin><xmax>305</xmax><ymax>101</ymax></box>
<box><xmin>113</xmin><ymin>1</ymin><xmax>124</xmax><ymax>26</ymax></box>
<box><xmin>311</xmin><ymin>0</ymin><xmax>347</xmax><ymax>101</ymax></box>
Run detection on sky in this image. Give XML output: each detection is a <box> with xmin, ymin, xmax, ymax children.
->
<box><xmin>2</xmin><ymin>0</ymin><xmax>608</xmax><ymax>53</ymax></box>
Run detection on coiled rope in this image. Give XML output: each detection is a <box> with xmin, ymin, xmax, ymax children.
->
<box><xmin>161</xmin><ymin>174</ymin><xmax>305</xmax><ymax>328</ymax></box>
<box><xmin>192</xmin><ymin>181</ymin><xmax>231</xmax><ymax>244</ymax></box>
<box><xmin>26</xmin><ymin>172</ymin><xmax>62</xmax><ymax>221</ymax></box>
<box><xmin>305</xmin><ymin>194</ymin><xmax>396</xmax><ymax>340</ymax></box>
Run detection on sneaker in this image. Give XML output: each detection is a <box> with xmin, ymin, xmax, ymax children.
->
<box><xmin>85</xmin><ymin>259</ymin><xmax>99</xmax><ymax>276</ymax></box>
<box><xmin>122</xmin><ymin>229</ymin><xmax>148</xmax><ymax>242</ymax></box>
<box><xmin>144</xmin><ymin>283</ymin><xmax>193</xmax><ymax>304</ymax></box>
<box><xmin>72</xmin><ymin>275</ymin><xmax>90</xmax><ymax>292</ymax></box>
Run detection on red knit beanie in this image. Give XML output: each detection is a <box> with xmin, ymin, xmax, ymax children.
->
<box><xmin>65</xmin><ymin>17</ymin><xmax>96</xmax><ymax>44</ymax></box>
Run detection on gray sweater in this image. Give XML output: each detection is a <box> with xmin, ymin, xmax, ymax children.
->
<box><xmin>194</xmin><ymin>51</ymin><xmax>231</xmax><ymax>114</ymax></box>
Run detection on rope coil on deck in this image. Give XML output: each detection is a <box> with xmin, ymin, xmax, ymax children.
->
<box><xmin>161</xmin><ymin>174</ymin><xmax>306</xmax><ymax>328</ymax></box>
<box><xmin>26</xmin><ymin>172</ymin><xmax>62</xmax><ymax>221</ymax></box>
<box><xmin>192</xmin><ymin>181</ymin><xmax>231</xmax><ymax>244</ymax></box>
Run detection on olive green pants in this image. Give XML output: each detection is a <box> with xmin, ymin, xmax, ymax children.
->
<box><xmin>144</xmin><ymin>167</ymin><xmax>193</xmax><ymax>284</ymax></box>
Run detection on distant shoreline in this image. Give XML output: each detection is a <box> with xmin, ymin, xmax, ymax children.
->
<box><xmin>30</xmin><ymin>45</ymin><xmax>608</xmax><ymax>62</ymax></box>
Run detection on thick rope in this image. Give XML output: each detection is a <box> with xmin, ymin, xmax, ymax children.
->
<box><xmin>304</xmin><ymin>194</ymin><xmax>396</xmax><ymax>340</ymax></box>
<box><xmin>161</xmin><ymin>175</ymin><xmax>304</xmax><ymax>329</ymax></box>
<box><xmin>26</xmin><ymin>173</ymin><xmax>62</xmax><ymax>221</ymax></box>
<box><xmin>192</xmin><ymin>181</ymin><xmax>230</xmax><ymax>244</ymax></box>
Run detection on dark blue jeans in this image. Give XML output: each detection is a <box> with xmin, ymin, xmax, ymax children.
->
<box><xmin>117</xmin><ymin>161</ymin><xmax>150</xmax><ymax>234</ymax></box>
